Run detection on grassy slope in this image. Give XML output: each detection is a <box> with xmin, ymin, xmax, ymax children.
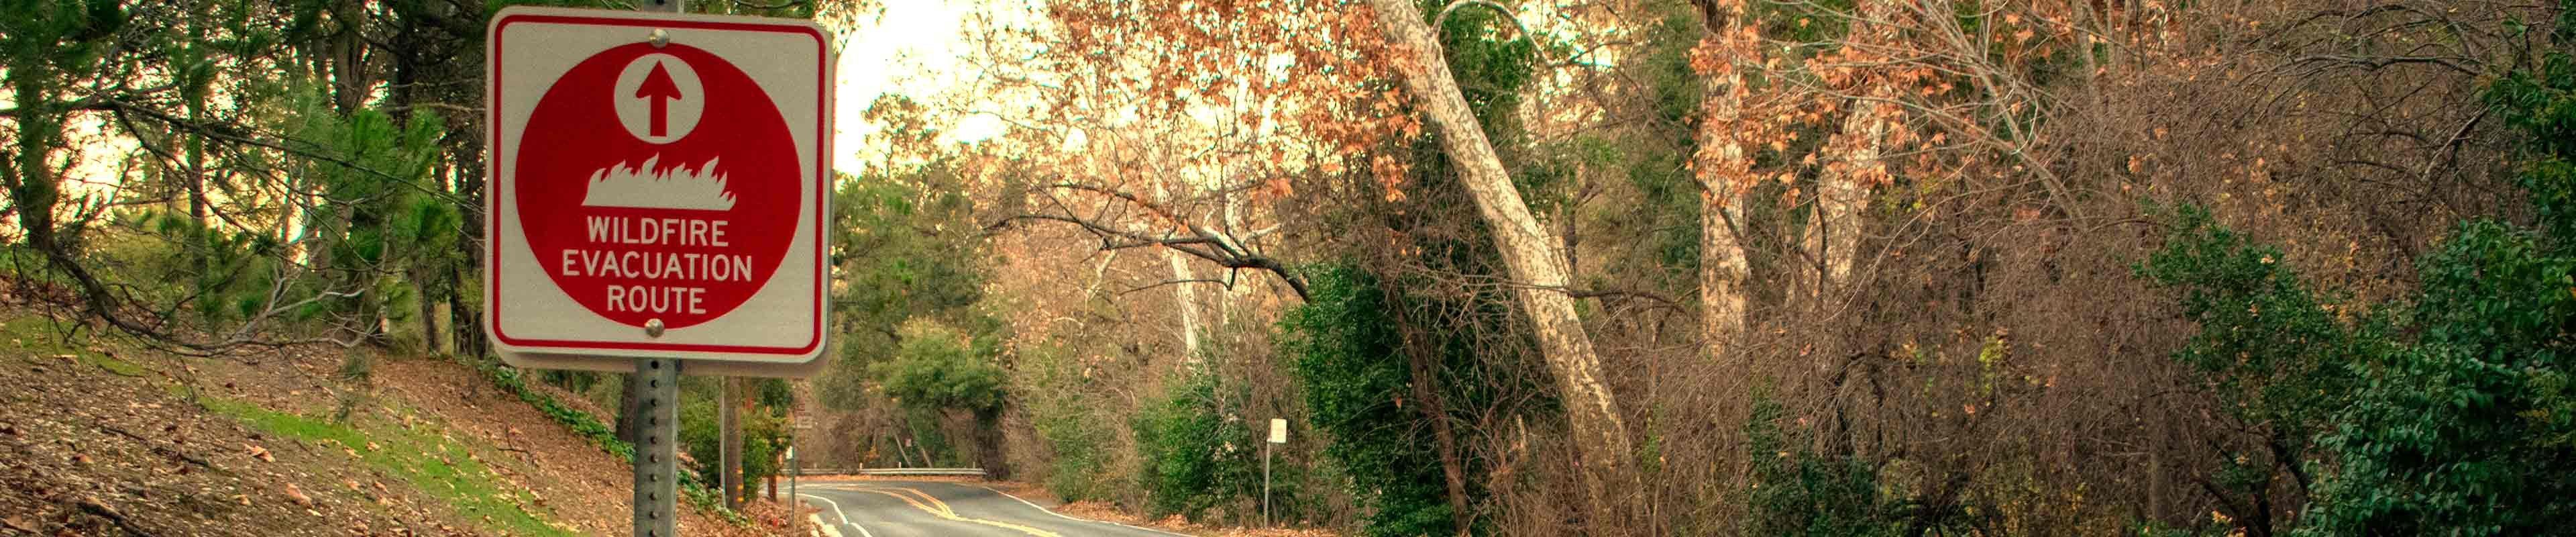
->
<box><xmin>0</xmin><ymin>311</ymin><xmax>784</xmax><ymax>536</ymax></box>
<box><xmin>189</xmin><ymin>391</ymin><xmax>576</xmax><ymax>536</ymax></box>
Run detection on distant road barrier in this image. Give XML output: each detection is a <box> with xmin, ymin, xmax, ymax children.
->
<box><xmin>790</xmin><ymin>467</ymin><xmax>987</xmax><ymax>477</ymax></box>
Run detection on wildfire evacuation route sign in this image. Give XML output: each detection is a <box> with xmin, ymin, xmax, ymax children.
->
<box><xmin>484</xmin><ymin>7</ymin><xmax>830</xmax><ymax>375</ymax></box>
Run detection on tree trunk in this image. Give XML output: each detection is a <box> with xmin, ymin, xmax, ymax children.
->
<box><xmin>616</xmin><ymin>373</ymin><xmax>645</xmax><ymax>445</ymax></box>
<box><xmin>9</xmin><ymin>72</ymin><xmax>67</xmax><ymax>277</ymax></box>
<box><xmin>1388</xmin><ymin>282</ymin><xmax>1474</xmax><ymax>536</ymax></box>
<box><xmin>449</xmin><ymin>126</ymin><xmax>488</xmax><ymax>359</ymax></box>
<box><xmin>1807</xmin><ymin>2</ymin><xmax>1892</xmax><ymax>300</ymax></box>
<box><xmin>1220</xmin><ymin>193</ymin><xmax>1241</xmax><ymax>326</ymax></box>
<box><xmin>327</xmin><ymin>0</ymin><xmax>370</xmax><ymax>116</ymax></box>
<box><xmin>1362</xmin><ymin>0</ymin><xmax>1638</xmax><ymax>526</ymax></box>
<box><xmin>1700</xmin><ymin>205</ymin><xmax>1749</xmax><ymax>362</ymax></box>
<box><xmin>1688</xmin><ymin>0</ymin><xmax>1763</xmax><ymax>529</ymax></box>
<box><xmin>1167</xmin><ymin>249</ymin><xmax>1203</xmax><ymax>357</ymax></box>
<box><xmin>1156</xmin><ymin>183</ymin><xmax>1205</xmax><ymax>359</ymax></box>
<box><xmin>1699</xmin><ymin>173</ymin><xmax>1755</xmax><ymax>532</ymax></box>
<box><xmin>416</xmin><ymin>162</ymin><xmax>449</xmax><ymax>355</ymax></box>
<box><xmin>447</xmin><ymin>268</ymin><xmax>485</xmax><ymax>358</ymax></box>
<box><xmin>416</xmin><ymin>284</ymin><xmax>440</xmax><ymax>354</ymax></box>
<box><xmin>184</xmin><ymin>11</ymin><xmax>212</xmax><ymax>309</ymax></box>
<box><xmin>910</xmin><ymin>429</ymin><xmax>935</xmax><ymax>467</ymax></box>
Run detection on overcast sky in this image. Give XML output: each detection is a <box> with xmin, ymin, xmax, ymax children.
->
<box><xmin>830</xmin><ymin>0</ymin><xmax>1008</xmax><ymax>176</ymax></box>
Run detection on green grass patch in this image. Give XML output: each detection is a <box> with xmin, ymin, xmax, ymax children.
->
<box><xmin>0</xmin><ymin>315</ymin><xmax>75</xmax><ymax>346</ymax></box>
<box><xmin>0</xmin><ymin>315</ymin><xmax>145</xmax><ymax>377</ymax></box>
<box><xmin>195</xmin><ymin>395</ymin><xmax>577</xmax><ymax>537</ymax></box>
<box><xmin>83</xmin><ymin>352</ymin><xmax>147</xmax><ymax>377</ymax></box>
<box><xmin>3</xmin><ymin>315</ymin><xmax>97</xmax><ymax>358</ymax></box>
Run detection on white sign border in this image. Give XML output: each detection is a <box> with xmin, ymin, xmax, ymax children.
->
<box><xmin>483</xmin><ymin>6</ymin><xmax>833</xmax><ymax>367</ymax></box>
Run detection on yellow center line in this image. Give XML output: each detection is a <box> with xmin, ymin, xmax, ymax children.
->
<box><xmin>872</xmin><ymin>487</ymin><xmax>953</xmax><ymax>514</ymax></box>
<box><xmin>847</xmin><ymin>486</ymin><xmax>1061</xmax><ymax>537</ymax></box>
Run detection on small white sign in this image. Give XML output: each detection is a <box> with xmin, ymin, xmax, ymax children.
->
<box><xmin>1268</xmin><ymin>418</ymin><xmax>1288</xmax><ymax>444</ymax></box>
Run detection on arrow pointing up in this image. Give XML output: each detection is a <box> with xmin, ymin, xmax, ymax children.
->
<box><xmin>634</xmin><ymin>60</ymin><xmax>683</xmax><ymax>138</ymax></box>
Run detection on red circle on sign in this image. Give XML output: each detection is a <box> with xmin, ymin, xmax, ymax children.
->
<box><xmin>515</xmin><ymin>42</ymin><xmax>798</xmax><ymax>330</ymax></box>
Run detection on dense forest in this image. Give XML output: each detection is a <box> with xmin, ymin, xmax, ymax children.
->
<box><xmin>6</xmin><ymin>0</ymin><xmax>2575</xmax><ymax>535</ymax></box>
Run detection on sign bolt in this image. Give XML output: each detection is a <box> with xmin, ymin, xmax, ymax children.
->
<box><xmin>645</xmin><ymin>319</ymin><xmax>665</xmax><ymax>338</ymax></box>
<box><xmin>648</xmin><ymin>29</ymin><xmax>669</xmax><ymax>48</ymax></box>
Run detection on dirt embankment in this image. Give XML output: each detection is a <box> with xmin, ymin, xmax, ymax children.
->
<box><xmin>0</xmin><ymin>309</ymin><xmax>801</xmax><ymax>536</ymax></box>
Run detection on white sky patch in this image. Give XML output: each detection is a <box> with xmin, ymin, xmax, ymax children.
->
<box><xmin>584</xmin><ymin>154</ymin><xmax>736</xmax><ymax>211</ymax></box>
<box><xmin>830</xmin><ymin>0</ymin><xmax>1006</xmax><ymax>176</ymax></box>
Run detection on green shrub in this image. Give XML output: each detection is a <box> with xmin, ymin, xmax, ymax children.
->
<box><xmin>1038</xmin><ymin>408</ymin><xmax>1116</xmax><ymax>502</ymax></box>
<box><xmin>871</xmin><ymin>321</ymin><xmax>1009</xmax><ymax>474</ymax></box>
<box><xmin>2140</xmin><ymin>13</ymin><xmax>2576</xmax><ymax>530</ymax></box>
<box><xmin>1017</xmin><ymin>343</ymin><xmax>1120</xmax><ymax>502</ymax></box>
<box><xmin>2137</xmin><ymin>204</ymin><xmax>2371</xmax><ymax>530</ymax></box>
<box><xmin>2294</xmin><ymin>222</ymin><xmax>2576</xmax><ymax>534</ymax></box>
<box><xmin>1133</xmin><ymin>369</ymin><xmax>1263</xmax><ymax>521</ymax></box>
<box><xmin>2139</xmin><ymin>202</ymin><xmax>2576</xmax><ymax>536</ymax></box>
<box><xmin>680</xmin><ymin>395</ymin><xmax>788</xmax><ymax>495</ymax></box>
<box><xmin>1744</xmin><ymin>395</ymin><xmax>1916</xmax><ymax>537</ymax></box>
<box><xmin>871</xmin><ymin>322</ymin><xmax>1006</xmax><ymax>413</ymax></box>
<box><xmin>2137</xmin><ymin>205</ymin><xmax>2368</xmax><ymax>427</ymax></box>
<box><xmin>1280</xmin><ymin>264</ymin><xmax>1463</xmax><ymax>537</ymax></box>
<box><xmin>2292</xmin><ymin>9</ymin><xmax>2576</xmax><ymax>533</ymax></box>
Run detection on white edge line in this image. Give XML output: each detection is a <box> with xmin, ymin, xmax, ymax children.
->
<box><xmin>971</xmin><ymin>483</ymin><xmax>1196</xmax><ymax>537</ymax></box>
<box><xmin>808</xmin><ymin>515</ymin><xmax>844</xmax><ymax>537</ymax></box>
<box><xmin>798</xmin><ymin>493</ymin><xmax>876</xmax><ymax>537</ymax></box>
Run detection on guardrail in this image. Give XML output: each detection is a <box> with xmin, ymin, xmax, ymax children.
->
<box><xmin>857</xmin><ymin>468</ymin><xmax>987</xmax><ymax>477</ymax></box>
<box><xmin>788</xmin><ymin>467</ymin><xmax>987</xmax><ymax>477</ymax></box>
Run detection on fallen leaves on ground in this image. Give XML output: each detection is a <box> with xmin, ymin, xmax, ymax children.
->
<box><xmin>282</xmin><ymin>483</ymin><xmax>313</xmax><ymax>506</ymax></box>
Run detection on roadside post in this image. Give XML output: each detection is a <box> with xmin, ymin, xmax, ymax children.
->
<box><xmin>1266</xmin><ymin>418</ymin><xmax>1287</xmax><ymax>528</ymax></box>
<box><xmin>791</xmin><ymin>411</ymin><xmax>808</xmax><ymax>531</ymax></box>
<box><xmin>484</xmin><ymin>3</ymin><xmax>832</xmax><ymax>535</ymax></box>
<box><xmin>786</xmin><ymin>444</ymin><xmax>798</xmax><ymax>531</ymax></box>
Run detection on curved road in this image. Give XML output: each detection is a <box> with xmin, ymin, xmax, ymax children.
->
<box><xmin>796</xmin><ymin>481</ymin><xmax>1189</xmax><ymax>537</ymax></box>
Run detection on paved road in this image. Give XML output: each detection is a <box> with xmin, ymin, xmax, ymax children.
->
<box><xmin>796</xmin><ymin>481</ymin><xmax>1189</xmax><ymax>537</ymax></box>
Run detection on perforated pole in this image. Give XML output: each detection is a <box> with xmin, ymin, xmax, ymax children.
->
<box><xmin>634</xmin><ymin>358</ymin><xmax>682</xmax><ymax>536</ymax></box>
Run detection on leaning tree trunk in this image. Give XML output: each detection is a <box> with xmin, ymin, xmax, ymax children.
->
<box><xmin>1362</xmin><ymin>0</ymin><xmax>1638</xmax><ymax>526</ymax></box>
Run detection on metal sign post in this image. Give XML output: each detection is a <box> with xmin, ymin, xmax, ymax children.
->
<box><xmin>1265</xmin><ymin>418</ymin><xmax>1287</xmax><ymax>528</ymax></box>
<box><xmin>633</xmin><ymin>358</ymin><xmax>682</xmax><ymax>536</ymax></box>
<box><xmin>631</xmin><ymin>3</ymin><xmax>686</xmax><ymax>533</ymax></box>
<box><xmin>786</xmin><ymin>444</ymin><xmax>798</xmax><ymax>532</ymax></box>
<box><xmin>630</xmin><ymin>5</ymin><xmax>685</xmax><ymax>536</ymax></box>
